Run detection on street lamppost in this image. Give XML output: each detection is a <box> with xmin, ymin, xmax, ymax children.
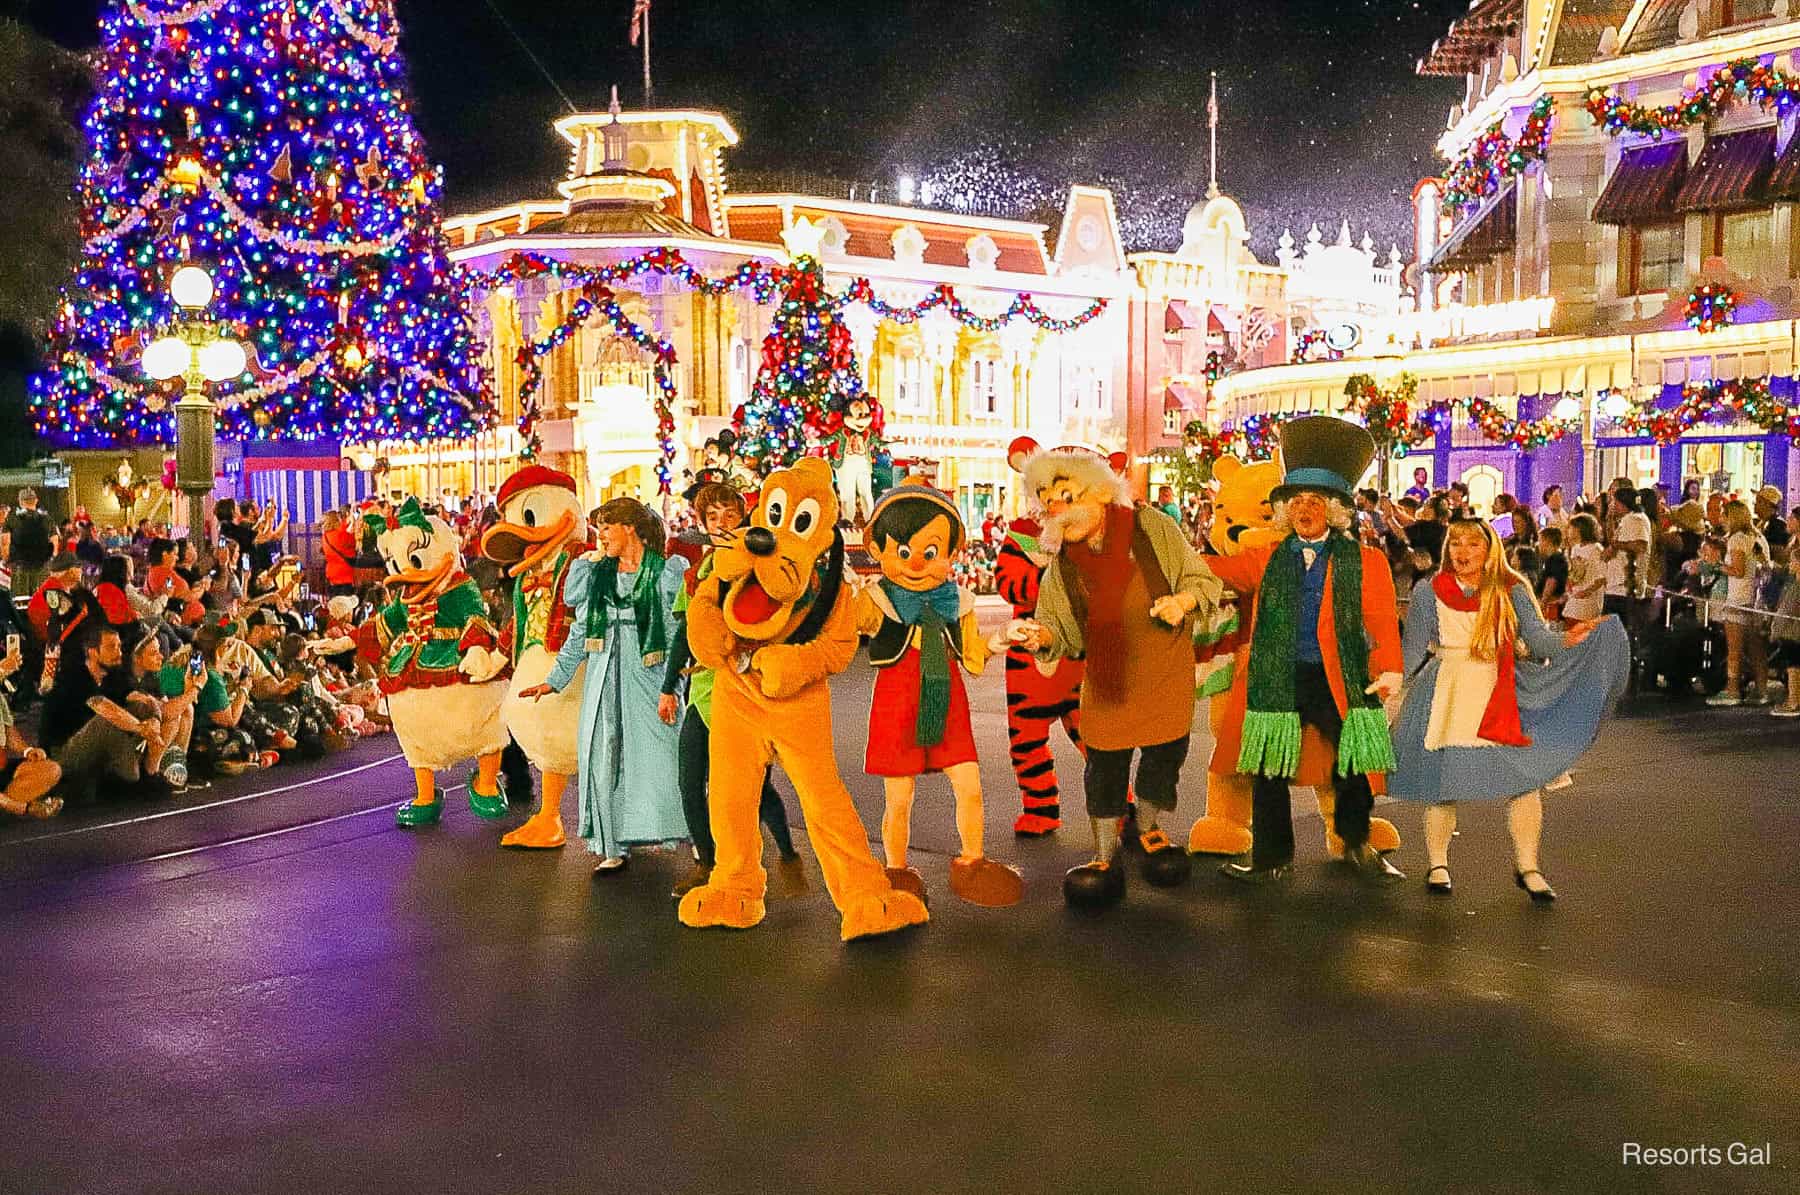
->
<box><xmin>142</xmin><ymin>264</ymin><xmax>247</xmax><ymax>523</ymax></box>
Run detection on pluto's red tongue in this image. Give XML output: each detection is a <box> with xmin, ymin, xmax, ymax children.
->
<box><xmin>731</xmin><ymin>577</ymin><xmax>782</xmax><ymax>625</ymax></box>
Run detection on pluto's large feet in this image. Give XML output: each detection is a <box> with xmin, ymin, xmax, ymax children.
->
<box><xmin>500</xmin><ymin>810</ymin><xmax>566</xmax><ymax>849</ymax></box>
<box><xmin>838</xmin><ymin>888</ymin><xmax>929</xmax><ymax>942</ymax></box>
<box><xmin>1187</xmin><ymin>815</ymin><xmax>1254</xmax><ymax>857</ymax></box>
<box><xmin>678</xmin><ymin>884</ymin><xmax>766</xmax><ymax>931</ymax></box>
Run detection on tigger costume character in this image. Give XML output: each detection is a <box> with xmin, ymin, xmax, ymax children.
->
<box><xmin>678</xmin><ymin>458</ymin><xmax>929</xmax><ymax>941</ymax></box>
<box><xmin>997</xmin><ymin>437</ymin><xmax>1128</xmax><ymax>836</ymax></box>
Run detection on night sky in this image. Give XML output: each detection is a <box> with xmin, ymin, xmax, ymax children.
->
<box><xmin>24</xmin><ymin>0</ymin><xmax>1473</xmax><ymax>259</ymax></box>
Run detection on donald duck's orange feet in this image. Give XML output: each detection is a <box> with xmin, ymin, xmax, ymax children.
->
<box><xmin>501</xmin><ymin>811</ymin><xmax>566</xmax><ymax>849</ymax></box>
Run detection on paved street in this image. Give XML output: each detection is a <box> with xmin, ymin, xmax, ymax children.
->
<box><xmin>3</xmin><ymin>656</ymin><xmax>1797</xmax><ymax>1194</ymax></box>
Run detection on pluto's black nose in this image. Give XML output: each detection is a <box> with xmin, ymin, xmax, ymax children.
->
<box><xmin>744</xmin><ymin>527</ymin><xmax>777</xmax><ymax>557</ymax></box>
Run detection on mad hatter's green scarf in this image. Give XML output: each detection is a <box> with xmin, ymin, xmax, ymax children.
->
<box><xmin>1236</xmin><ymin>531</ymin><xmax>1395</xmax><ymax>779</ymax></box>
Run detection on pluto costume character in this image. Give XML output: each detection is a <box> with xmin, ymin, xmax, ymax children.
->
<box><xmin>1188</xmin><ymin>455</ymin><xmax>1402</xmax><ymax>858</ymax></box>
<box><xmin>480</xmin><ymin>466</ymin><xmax>589</xmax><ymax>849</ymax></box>
<box><xmin>678</xmin><ymin>458</ymin><xmax>930</xmax><ymax>941</ymax></box>
<box><xmin>356</xmin><ymin>499</ymin><xmax>511</xmax><ymax>827</ymax></box>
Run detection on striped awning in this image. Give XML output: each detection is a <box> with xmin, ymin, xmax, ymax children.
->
<box><xmin>1424</xmin><ymin>181</ymin><xmax>1517</xmax><ymax>273</ymax></box>
<box><xmin>247</xmin><ymin>469</ymin><xmax>375</xmax><ymax>529</ymax></box>
<box><xmin>1676</xmin><ymin>126</ymin><xmax>1776</xmax><ymax>212</ymax></box>
<box><xmin>1762</xmin><ymin>129</ymin><xmax>1800</xmax><ymax>201</ymax></box>
<box><xmin>1593</xmin><ymin>141</ymin><xmax>1689</xmax><ymax>224</ymax></box>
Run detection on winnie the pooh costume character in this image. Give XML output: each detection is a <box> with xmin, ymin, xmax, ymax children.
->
<box><xmin>1188</xmin><ymin>456</ymin><xmax>1401</xmax><ymax>858</ymax></box>
<box><xmin>678</xmin><ymin>458</ymin><xmax>929</xmax><ymax>941</ymax></box>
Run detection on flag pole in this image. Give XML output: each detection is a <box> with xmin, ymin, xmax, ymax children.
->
<box><xmin>1207</xmin><ymin>71</ymin><xmax>1219</xmax><ymax>199</ymax></box>
<box><xmin>643</xmin><ymin>5</ymin><xmax>653</xmax><ymax>106</ymax></box>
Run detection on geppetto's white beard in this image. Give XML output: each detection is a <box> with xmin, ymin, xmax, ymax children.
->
<box><xmin>1038</xmin><ymin>504</ymin><xmax>1106</xmax><ymax>555</ymax></box>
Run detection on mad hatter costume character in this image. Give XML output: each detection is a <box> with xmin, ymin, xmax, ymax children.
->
<box><xmin>1391</xmin><ymin>520</ymin><xmax>1629</xmax><ymax>900</ymax></box>
<box><xmin>355</xmin><ymin>500</ymin><xmax>511</xmax><ymax>827</ymax></box>
<box><xmin>855</xmin><ymin>482</ymin><xmax>1024</xmax><ymax>907</ymax></box>
<box><xmin>1206</xmin><ymin>417</ymin><xmax>1407</xmax><ymax>886</ymax></box>
<box><xmin>521</xmin><ymin>498</ymin><xmax>688</xmax><ymax>871</ymax></box>
<box><xmin>481</xmin><ymin>466</ymin><xmax>590</xmax><ymax>850</ymax></box>
<box><xmin>1016</xmin><ymin>449</ymin><xmax>1223</xmax><ymax>907</ymax></box>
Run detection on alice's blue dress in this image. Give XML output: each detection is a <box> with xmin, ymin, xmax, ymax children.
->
<box><xmin>1390</xmin><ymin>579</ymin><xmax>1630</xmax><ymax>804</ymax></box>
<box><xmin>547</xmin><ymin>554</ymin><xmax>689</xmax><ymax>859</ymax></box>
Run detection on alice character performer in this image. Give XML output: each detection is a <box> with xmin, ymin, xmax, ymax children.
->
<box><xmin>1390</xmin><ymin>520</ymin><xmax>1629</xmax><ymax>900</ymax></box>
<box><xmin>1016</xmin><ymin>448</ymin><xmax>1222</xmax><ymax>908</ymax></box>
<box><xmin>660</xmin><ymin>482</ymin><xmax>805</xmax><ymax>900</ymax></box>
<box><xmin>1206</xmin><ymin>417</ymin><xmax>1407</xmax><ymax>887</ymax></box>
<box><xmin>355</xmin><ymin>499</ymin><xmax>511</xmax><ymax>826</ymax></box>
<box><xmin>856</xmin><ymin>482</ymin><xmax>1024</xmax><ymax>907</ymax></box>
<box><xmin>677</xmin><ymin>458</ymin><xmax>928</xmax><ymax>941</ymax></box>
<box><xmin>480</xmin><ymin>466</ymin><xmax>590</xmax><ymax>849</ymax></box>
<box><xmin>519</xmin><ymin>498</ymin><xmax>688</xmax><ymax>872</ymax></box>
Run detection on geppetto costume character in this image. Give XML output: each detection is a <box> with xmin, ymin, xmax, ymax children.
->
<box><xmin>1017</xmin><ymin>449</ymin><xmax>1223</xmax><ymax>908</ymax></box>
<box><xmin>1391</xmin><ymin>519</ymin><xmax>1629</xmax><ymax>900</ymax></box>
<box><xmin>480</xmin><ymin>466</ymin><xmax>589</xmax><ymax>849</ymax></box>
<box><xmin>993</xmin><ymin>437</ymin><xmax>1125</xmax><ymax>837</ymax></box>
<box><xmin>533</xmin><ymin>499</ymin><xmax>689</xmax><ymax>870</ymax></box>
<box><xmin>855</xmin><ymin>481</ymin><xmax>1023</xmax><ymax>907</ymax></box>
<box><xmin>1187</xmin><ymin>454</ymin><xmax>1402</xmax><ymax>859</ymax></box>
<box><xmin>677</xmin><ymin>458</ymin><xmax>929</xmax><ymax>941</ymax></box>
<box><xmin>355</xmin><ymin>499</ymin><xmax>511</xmax><ymax>827</ymax></box>
<box><xmin>1205</xmin><ymin>416</ymin><xmax>1407</xmax><ymax>885</ymax></box>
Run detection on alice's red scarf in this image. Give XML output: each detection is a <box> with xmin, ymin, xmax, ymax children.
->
<box><xmin>1069</xmin><ymin>505</ymin><xmax>1139</xmax><ymax>702</ymax></box>
<box><xmin>1432</xmin><ymin>571</ymin><xmax>1531</xmax><ymax>747</ymax></box>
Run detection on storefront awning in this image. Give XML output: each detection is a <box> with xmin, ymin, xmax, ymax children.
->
<box><xmin>1424</xmin><ymin>181</ymin><xmax>1516</xmax><ymax>273</ymax></box>
<box><xmin>1592</xmin><ymin>141</ymin><xmax>1688</xmax><ymax>224</ymax></box>
<box><xmin>1164</xmin><ymin>382</ymin><xmax>1203</xmax><ymax>413</ymax></box>
<box><xmin>1676</xmin><ymin>126</ymin><xmax>1775</xmax><ymax>212</ymax></box>
<box><xmin>1761</xmin><ymin>128</ymin><xmax>1800</xmax><ymax>201</ymax></box>
<box><xmin>1163</xmin><ymin>300</ymin><xmax>1196</xmax><ymax>333</ymax></box>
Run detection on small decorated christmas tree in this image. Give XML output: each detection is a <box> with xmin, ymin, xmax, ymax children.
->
<box><xmin>732</xmin><ymin>218</ymin><xmax>868</xmax><ymax>472</ymax></box>
<box><xmin>32</xmin><ymin>0</ymin><xmax>492</xmax><ymax>446</ymax></box>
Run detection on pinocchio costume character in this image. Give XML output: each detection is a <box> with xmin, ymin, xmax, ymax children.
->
<box><xmin>856</xmin><ymin>481</ymin><xmax>1024</xmax><ymax>907</ymax></box>
<box><xmin>1206</xmin><ymin>416</ymin><xmax>1406</xmax><ymax>885</ymax></box>
<box><xmin>356</xmin><ymin>498</ymin><xmax>512</xmax><ymax>827</ymax></box>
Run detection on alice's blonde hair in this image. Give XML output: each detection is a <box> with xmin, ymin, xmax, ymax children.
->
<box><xmin>1443</xmin><ymin>519</ymin><xmax>1534</xmax><ymax>660</ymax></box>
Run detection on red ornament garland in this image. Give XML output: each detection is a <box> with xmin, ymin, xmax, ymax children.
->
<box><xmin>1685</xmin><ymin>283</ymin><xmax>1739</xmax><ymax>334</ymax></box>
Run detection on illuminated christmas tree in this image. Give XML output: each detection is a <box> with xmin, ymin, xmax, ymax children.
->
<box><xmin>32</xmin><ymin>0</ymin><xmax>492</xmax><ymax>446</ymax></box>
<box><xmin>732</xmin><ymin>219</ymin><xmax>867</xmax><ymax>472</ymax></box>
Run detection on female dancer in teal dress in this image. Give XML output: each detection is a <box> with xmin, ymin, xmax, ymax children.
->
<box><xmin>1390</xmin><ymin>519</ymin><xmax>1630</xmax><ymax>900</ymax></box>
<box><xmin>522</xmin><ymin>498</ymin><xmax>688</xmax><ymax>872</ymax></box>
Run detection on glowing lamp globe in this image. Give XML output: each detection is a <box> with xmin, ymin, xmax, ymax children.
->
<box><xmin>1551</xmin><ymin>395</ymin><xmax>1582</xmax><ymax>421</ymax></box>
<box><xmin>143</xmin><ymin>336</ymin><xmax>189</xmax><ymax>380</ymax></box>
<box><xmin>170</xmin><ymin>265</ymin><xmax>216</xmax><ymax>310</ymax></box>
<box><xmin>1598</xmin><ymin>390</ymin><xmax>1630</xmax><ymax>420</ymax></box>
<box><xmin>199</xmin><ymin>338</ymin><xmax>248</xmax><ymax>382</ymax></box>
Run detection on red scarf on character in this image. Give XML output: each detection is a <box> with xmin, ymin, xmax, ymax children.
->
<box><xmin>1069</xmin><ymin>505</ymin><xmax>1139</xmax><ymax>703</ymax></box>
<box><xmin>1432</xmin><ymin>571</ymin><xmax>1531</xmax><ymax>748</ymax></box>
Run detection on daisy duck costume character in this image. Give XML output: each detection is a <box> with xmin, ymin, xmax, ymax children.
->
<box><xmin>480</xmin><ymin>466</ymin><xmax>590</xmax><ymax>850</ymax></box>
<box><xmin>1013</xmin><ymin>447</ymin><xmax>1223</xmax><ymax>908</ymax></box>
<box><xmin>1205</xmin><ymin>417</ymin><xmax>1406</xmax><ymax>887</ymax></box>
<box><xmin>855</xmin><ymin>480</ymin><xmax>1024</xmax><ymax>907</ymax></box>
<box><xmin>356</xmin><ymin>499</ymin><xmax>511</xmax><ymax>827</ymax></box>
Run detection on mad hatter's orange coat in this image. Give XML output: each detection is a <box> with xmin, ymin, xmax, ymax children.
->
<box><xmin>1206</xmin><ymin>540</ymin><xmax>1403</xmax><ymax>789</ymax></box>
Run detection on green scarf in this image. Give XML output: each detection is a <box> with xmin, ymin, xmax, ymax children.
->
<box><xmin>585</xmin><ymin>551</ymin><xmax>669</xmax><ymax>667</ymax></box>
<box><xmin>1236</xmin><ymin>531</ymin><xmax>1395</xmax><ymax>779</ymax></box>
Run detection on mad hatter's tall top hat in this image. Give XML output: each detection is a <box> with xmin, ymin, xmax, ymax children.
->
<box><xmin>1270</xmin><ymin>416</ymin><xmax>1376</xmax><ymax>503</ymax></box>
